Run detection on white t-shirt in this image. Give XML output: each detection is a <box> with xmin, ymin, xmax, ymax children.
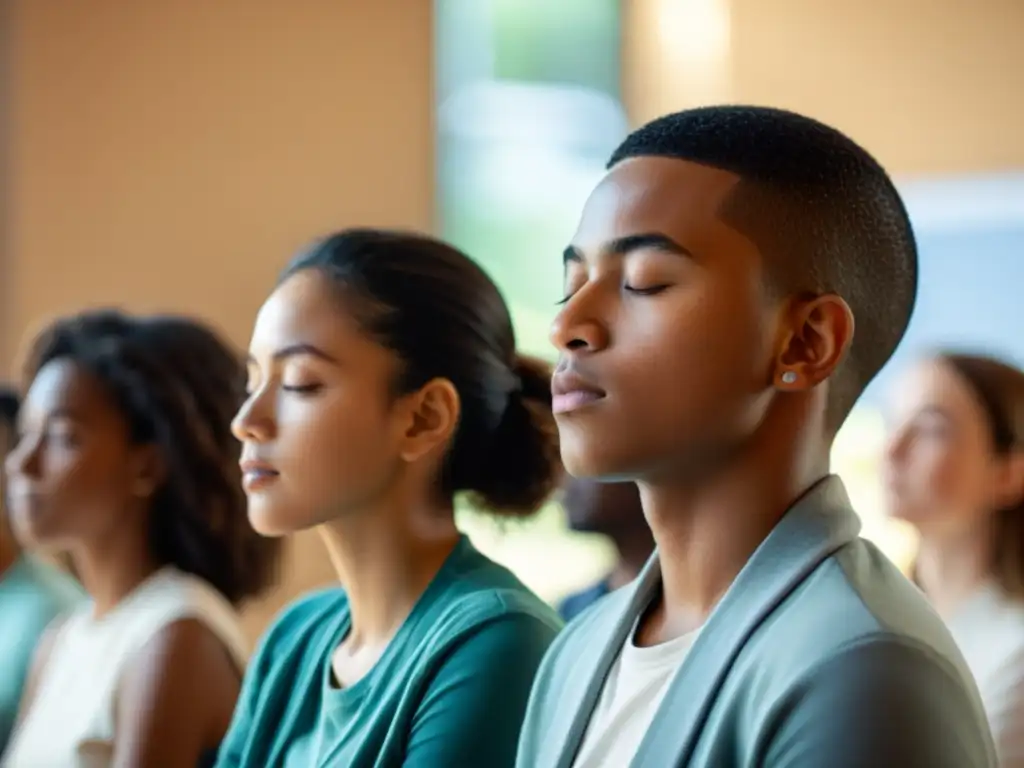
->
<box><xmin>2</xmin><ymin>567</ymin><xmax>248</xmax><ymax>768</ymax></box>
<box><xmin>946</xmin><ymin>582</ymin><xmax>1024</xmax><ymax>768</ymax></box>
<box><xmin>572</xmin><ymin>620</ymin><xmax>699</xmax><ymax>768</ymax></box>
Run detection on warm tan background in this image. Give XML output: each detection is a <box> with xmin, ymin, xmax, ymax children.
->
<box><xmin>1</xmin><ymin>0</ymin><xmax>434</xmax><ymax>638</ymax></box>
<box><xmin>625</xmin><ymin>0</ymin><xmax>1024</xmax><ymax>174</ymax></box>
<box><xmin>2</xmin><ymin>0</ymin><xmax>1022</xmax><ymax>642</ymax></box>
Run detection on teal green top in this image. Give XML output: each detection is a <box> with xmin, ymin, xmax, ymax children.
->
<box><xmin>0</xmin><ymin>556</ymin><xmax>84</xmax><ymax>751</ymax></box>
<box><xmin>216</xmin><ymin>535</ymin><xmax>563</xmax><ymax>768</ymax></box>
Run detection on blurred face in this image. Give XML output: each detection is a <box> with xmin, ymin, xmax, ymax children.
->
<box><xmin>233</xmin><ymin>270</ymin><xmax>413</xmax><ymax>536</ymax></box>
<box><xmin>550</xmin><ymin>157</ymin><xmax>780</xmax><ymax>480</ymax></box>
<box><xmin>1</xmin><ymin>420</ymin><xmax>12</xmax><ymax>510</ymax></box>
<box><xmin>5</xmin><ymin>360</ymin><xmax>148</xmax><ymax>551</ymax></box>
<box><xmin>1</xmin><ymin>420</ymin><xmax>13</xmax><ymax>553</ymax></box>
<box><xmin>885</xmin><ymin>358</ymin><xmax>1013</xmax><ymax>536</ymax></box>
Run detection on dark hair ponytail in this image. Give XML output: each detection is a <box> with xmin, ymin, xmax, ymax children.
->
<box><xmin>283</xmin><ymin>229</ymin><xmax>562</xmax><ymax>517</ymax></box>
<box><xmin>457</xmin><ymin>354</ymin><xmax>562</xmax><ymax>515</ymax></box>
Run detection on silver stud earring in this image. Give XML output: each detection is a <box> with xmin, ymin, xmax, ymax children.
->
<box><xmin>781</xmin><ymin>371</ymin><xmax>798</xmax><ymax>385</ymax></box>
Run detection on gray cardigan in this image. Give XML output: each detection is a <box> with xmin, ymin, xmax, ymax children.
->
<box><xmin>517</xmin><ymin>476</ymin><xmax>997</xmax><ymax>767</ymax></box>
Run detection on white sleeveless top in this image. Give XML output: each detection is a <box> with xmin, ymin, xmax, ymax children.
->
<box><xmin>946</xmin><ymin>582</ymin><xmax>1024</xmax><ymax>768</ymax></box>
<box><xmin>2</xmin><ymin>567</ymin><xmax>248</xmax><ymax>768</ymax></box>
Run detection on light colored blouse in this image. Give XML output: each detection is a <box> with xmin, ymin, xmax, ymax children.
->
<box><xmin>947</xmin><ymin>582</ymin><xmax>1024</xmax><ymax>767</ymax></box>
<box><xmin>2</xmin><ymin>566</ymin><xmax>248</xmax><ymax>768</ymax></box>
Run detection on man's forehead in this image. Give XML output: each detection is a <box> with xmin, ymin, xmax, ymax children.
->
<box><xmin>572</xmin><ymin>157</ymin><xmax>743</xmax><ymax>250</ymax></box>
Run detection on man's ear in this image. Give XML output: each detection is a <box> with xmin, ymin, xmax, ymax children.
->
<box><xmin>396</xmin><ymin>378</ymin><xmax>461</xmax><ymax>464</ymax></box>
<box><xmin>773</xmin><ymin>293</ymin><xmax>855</xmax><ymax>391</ymax></box>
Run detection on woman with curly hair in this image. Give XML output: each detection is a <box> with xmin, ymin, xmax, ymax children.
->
<box><xmin>218</xmin><ymin>229</ymin><xmax>564</xmax><ymax>767</ymax></box>
<box><xmin>2</xmin><ymin>311</ymin><xmax>283</xmax><ymax>768</ymax></box>
<box><xmin>0</xmin><ymin>387</ymin><xmax>82</xmax><ymax>753</ymax></box>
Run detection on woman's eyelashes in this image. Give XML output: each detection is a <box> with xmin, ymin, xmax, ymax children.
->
<box><xmin>282</xmin><ymin>382</ymin><xmax>323</xmax><ymax>396</ymax></box>
<box><xmin>244</xmin><ymin>376</ymin><xmax>323</xmax><ymax>397</ymax></box>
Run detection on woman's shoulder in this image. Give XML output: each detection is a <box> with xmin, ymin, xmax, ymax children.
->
<box><xmin>425</xmin><ymin>545</ymin><xmax>563</xmax><ymax>644</ymax></box>
<box><xmin>268</xmin><ymin>587</ymin><xmax>349</xmax><ymax>632</ymax></box>
<box><xmin>122</xmin><ymin>568</ymin><xmax>249</xmax><ymax>666</ymax></box>
<box><xmin>250</xmin><ymin>587</ymin><xmax>349</xmax><ymax>668</ymax></box>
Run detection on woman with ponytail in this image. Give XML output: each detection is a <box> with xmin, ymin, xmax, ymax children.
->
<box><xmin>219</xmin><ymin>229</ymin><xmax>564</xmax><ymax>767</ymax></box>
<box><xmin>885</xmin><ymin>351</ymin><xmax>1024</xmax><ymax>766</ymax></box>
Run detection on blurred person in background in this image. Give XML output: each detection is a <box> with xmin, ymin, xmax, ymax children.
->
<box><xmin>886</xmin><ymin>351</ymin><xmax>1024</xmax><ymax>766</ymax></box>
<box><xmin>517</xmin><ymin>106</ymin><xmax>996</xmax><ymax>767</ymax></box>
<box><xmin>0</xmin><ymin>387</ymin><xmax>82</xmax><ymax>753</ymax></box>
<box><xmin>559</xmin><ymin>478</ymin><xmax>652</xmax><ymax>621</ymax></box>
<box><xmin>220</xmin><ymin>229</ymin><xmax>563</xmax><ymax>767</ymax></box>
<box><xmin>1</xmin><ymin>311</ymin><xmax>283</xmax><ymax>768</ymax></box>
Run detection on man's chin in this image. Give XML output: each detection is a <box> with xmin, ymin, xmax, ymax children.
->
<box><xmin>560</xmin><ymin>439</ymin><xmax>638</xmax><ymax>483</ymax></box>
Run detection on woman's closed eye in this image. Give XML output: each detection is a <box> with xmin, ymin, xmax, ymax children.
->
<box><xmin>41</xmin><ymin>418</ymin><xmax>80</xmax><ymax>448</ymax></box>
<box><xmin>282</xmin><ymin>382</ymin><xmax>323</xmax><ymax>395</ymax></box>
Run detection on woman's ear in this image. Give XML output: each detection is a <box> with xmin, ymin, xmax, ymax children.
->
<box><xmin>397</xmin><ymin>378</ymin><xmax>461</xmax><ymax>464</ymax></box>
<box><xmin>993</xmin><ymin>451</ymin><xmax>1024</xmax><ymax>511</ymax></box>
<box><xmin>129</xmin><ymin>443</ymin><xmax>166</xmax><ymax>499</ymax></box>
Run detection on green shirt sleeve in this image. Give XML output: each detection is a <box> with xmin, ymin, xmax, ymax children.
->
<box><xmin>403</xmin><ymin>612</ymin><xmax>557</xmax><ymax>768</ymax></box>
<box><xmin>763</xmin><ymin>636</ymin><xmax>998</xmax><ymax>767</ymax></box>
<box><xmin>214</xmin><ymin>630</ymin><xmax>270</xmax><ymax>767</ymax></box>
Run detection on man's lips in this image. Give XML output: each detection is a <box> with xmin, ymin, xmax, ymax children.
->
<box><xmin>552</xmin><ymin>390</ymin><xmax>605</xmax><ymax>414</ymax></box>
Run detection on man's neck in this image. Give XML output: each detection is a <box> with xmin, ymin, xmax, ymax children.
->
<box><xmin>607</xmin><ymin>529</ymin><xmax>655</xmax><ymax>590</ymax></box>
<box><xmin>636</xmin><ymin>431</ymin><xmax>830</xmax><ymax>644</ymax></box>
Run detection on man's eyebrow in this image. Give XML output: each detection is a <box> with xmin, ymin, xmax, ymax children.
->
<box><xmin>562</xmin><ymin>232</ymin><xmax>695</xmax><ymax>266</ymax></box>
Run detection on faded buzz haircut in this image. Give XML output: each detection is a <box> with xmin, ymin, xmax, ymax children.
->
<box><xmin>609</xmin><ymin>105</ymin><xmax>918</xmax><ymax>431</ymax></box>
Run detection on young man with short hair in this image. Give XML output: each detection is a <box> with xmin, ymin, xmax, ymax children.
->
<box><xmin>518</xmin><ymin>106</ymin><xmax>995</xmax><ymax>767</ymax></box>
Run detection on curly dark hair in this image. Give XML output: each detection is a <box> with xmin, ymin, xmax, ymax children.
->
<box><xmin>284</xmin><ymin>229</ymin><xmax>562</xmax><ymax>517</ymax></box>
<box><xmin>24</xmin><ymin>309</ymin><xmax>282</xmax><ymax>605</ymax></box>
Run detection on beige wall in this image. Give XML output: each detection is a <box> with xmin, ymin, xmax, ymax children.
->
<box><xmin>2</xmin><ymin>0</ymin><xmax>434</xmax><ymax>639</ymax></box>
<box><xmin>624</xmin><ymin>0</ymin><xmax>1024</xmax><ymax>175</ymax></box>
<box><xmin>5</xmin><ymin>0</ymin><xmax>1022</xmax><ymax>642</ymax></box>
